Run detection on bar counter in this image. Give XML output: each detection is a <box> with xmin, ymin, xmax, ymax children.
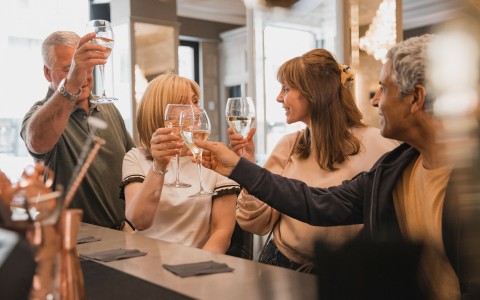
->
<box><xmin>77</xmin><ymin>223</ymin><xmax>318</xmax><ymax>300</ymax></box>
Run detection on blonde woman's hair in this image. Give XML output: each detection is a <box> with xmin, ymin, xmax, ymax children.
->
<box><xmin>136</xmin><ymin>73</ymin><xmax>200</xmax><ymax>159</ymax></box>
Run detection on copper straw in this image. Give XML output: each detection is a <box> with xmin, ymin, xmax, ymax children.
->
<box><xmin>63</xmin><ymin>136</ymin><xmax>105</xmax><ymax>209</ymax></box>
<box><xmin>59</xmin><ymin>209</ymin><xmax>84</xmax><ymax>300</ymax></box>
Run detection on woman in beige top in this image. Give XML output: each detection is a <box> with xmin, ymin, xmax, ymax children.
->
<box><xmin>230</xmin><ymin>49</ymin><xmax>398</xmax><ymax>272</ymax></box>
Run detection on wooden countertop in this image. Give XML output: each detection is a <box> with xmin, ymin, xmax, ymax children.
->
<box><xmin>77</xmin><ymin>223</ymin><xmax>318</xmax><ymax>300</ymax></box>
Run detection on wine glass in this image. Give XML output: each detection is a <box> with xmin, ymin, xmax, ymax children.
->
<box><xmin>163</xmin><ymin>104</ymin><xmax>192</xmax><ymax>188</ymax></box>
<box><xmin>225</xmin><ymin>97</ymin><xmax>256</xmax><ymax>137</ymax></box>
<box><xmin>85</xmin><ymin>19</ymin><xmax>117</xmax><ymax>104</ymax></box>
<box><xmin>179</xmin><ymin>108</ymin><xmax>213</xmax><ymax>197</ymax></box>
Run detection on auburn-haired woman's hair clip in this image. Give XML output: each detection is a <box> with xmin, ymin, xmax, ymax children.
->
<box><xmin>338</xmin><ymin>63</ymin><xmax>355</xmax><ymax>87</ymax></box>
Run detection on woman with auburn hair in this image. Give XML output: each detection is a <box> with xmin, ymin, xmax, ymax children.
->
<box><xmin>230</xmin><ymin>49</ymin><xmax>398</xmax><ymax>271</ymax></box>
<box><xmin>121</xmin><ymin>74</ymin><xmax>239</xmax><ymax>253</ymax></box>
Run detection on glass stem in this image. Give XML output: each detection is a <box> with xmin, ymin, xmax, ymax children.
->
<box><xmin>98</xmin><ymin>64</ymin><xmax>106</xmax><ymax>97</ymax></box>
<box><xmin>196</xmin><ymin>151</ymin><xmax>205</xmax><ymax>194</ymax></box>
<box><xmin>174</xmin><ymin>153</ymin><xmax>181</xmax><ymax>183</ymax></box>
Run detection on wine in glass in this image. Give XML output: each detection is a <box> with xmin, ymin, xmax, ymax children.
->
<box><xmin>163</xmin><ymin>104</ymin><xmax>192</xmax><ymax>188</ymax></box>
<box><xmin>179</xmin><ymin>108</ymin><xmax>213</xmax><ymax>197</ymax></box>
<box><xmin>86</xmin><ymin>19</ymin><xmax>117</xmax><ymax>104</ymax></box>
<box><xmin>225</xmin><ymin>97</ymin><xmax>256</xmax><ymax>137</ymax></box>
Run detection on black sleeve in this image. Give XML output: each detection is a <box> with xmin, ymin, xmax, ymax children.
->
<box><xmin>119</xmin><ymin>175</ymin><xmax>144</xmax><ymax>200</ymax></box>
<box><xmin>229</xmin><ymin>157</ymin><xmax>365</xmax><ymax>226</ymax></box>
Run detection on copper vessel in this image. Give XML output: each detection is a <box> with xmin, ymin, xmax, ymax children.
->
<box><xmin>59</xmin><ymin>209</ymin><xmax>85</xmax><ymax>300</ymax></box>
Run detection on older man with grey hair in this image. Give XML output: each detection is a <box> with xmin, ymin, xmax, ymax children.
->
<box><xmin>195</xmin><ymin>34</ymin><xmax>479</xmax><ymax>299</ymax></box>
<box><xmin>21</xmin><ymin>31</ymin><xmax>134</xmax><ymax>229</ymax></box>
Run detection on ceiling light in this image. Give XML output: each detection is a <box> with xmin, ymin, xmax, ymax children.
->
<box><xmin>359</xmin><ymin>0</ymin><xmax>396</xmax><ymax>63</ymax></box>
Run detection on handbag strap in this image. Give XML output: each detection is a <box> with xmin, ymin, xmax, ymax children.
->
<box><xmin>285</xmin><ymin>130</ymin><xmax>301</xmax><ymax>170</ymax></box>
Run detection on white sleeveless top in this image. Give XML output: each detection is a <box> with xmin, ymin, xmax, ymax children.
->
<box><xmin>122</xmin><ymin>148</ymin><xmax>239</xmax><ymax>248</ymax></box>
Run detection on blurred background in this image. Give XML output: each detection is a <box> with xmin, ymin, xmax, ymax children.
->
<box><xmin>0</xmin><ymin>0</ymin><xmax>469</xmax><ymax>180</ymax></box>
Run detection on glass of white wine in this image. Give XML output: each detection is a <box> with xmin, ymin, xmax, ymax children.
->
<box><xmin>179</xmin><ymin>107</ymin><xmax>212</xmax><ymax>197</ymax></box>
<box><xmin>163</xmin><ymin>104</ymin><xmax>192</xmax><ymax>188</ymax></box>
<box><xmin>225</xmin><ymin>97</ymin><xmax>256</xmax><ymax>137</ymax></box>
<box><xmin>85</xmin><ymin>19</ymin><xmax>117</xmax><ymax>104</ymax></box>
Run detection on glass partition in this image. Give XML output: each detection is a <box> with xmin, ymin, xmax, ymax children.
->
<box><xmin>250</xmin><ymin>1</ymin><xmax>339</xmax><ymax>157</ymax></box>
<box><xmin>134</xmin><ymin>22</ymin><xmax>176</xmax><ymax>82</ymax></box>
<box><xmin>112</xmin><ymin>20</ymin><xmax>177</xmax><ymax>140</ymax></box>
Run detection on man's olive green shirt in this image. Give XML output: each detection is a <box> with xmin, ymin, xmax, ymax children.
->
<box><xmin>21</xmin><ymin>89</ymin><xmax>134</xmax><ymax>228</ymax></box>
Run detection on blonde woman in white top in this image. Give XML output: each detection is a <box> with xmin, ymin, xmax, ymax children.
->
<box><xmin>121</xmin><ymin>74</ymin><xmax>239</xmax><ymax>253</ymax></box>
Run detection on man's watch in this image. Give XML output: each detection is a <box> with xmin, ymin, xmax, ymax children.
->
<box><xmin>57</xmin><ymin>78</ymin><xmax>82</xmax><ymax>102</ymax></box>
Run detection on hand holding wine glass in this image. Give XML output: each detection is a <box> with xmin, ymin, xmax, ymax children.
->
<box><xmin>163</xmin><ymin>104</ymin><xmax>192</xmax><ymax>188</ymax></box>
<box><xmin>228</xmin><ymin>127</ymin><xmax>256</xmax><ymax>162</ymax></box>
<box><xmin>180</xmin><ymin>108</ymin><xmax>213</xmax><ymax>197</ymax></box>
<box><xmin>85</xmin><ymin>19</ymin><xmax>117</xmax><ymax>104</ymax></box>
<box><xmin>150</xmin><ymin>126</ymin><xmax>183</xmax><ymax>171</ymax></box>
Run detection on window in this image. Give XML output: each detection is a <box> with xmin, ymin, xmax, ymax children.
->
<box><xmin>251</xmin><ymin>2</ymin><xmax>338</xmax><ymax>159</ymax></box>
<box><xmin>228</xmin><ymin>85</ymin><xmax>242</xmax><ymax>98</ymax></box>
<box><xmin>0</xmin><ymin>0</ymin><xmax>89</xmax><ymax>181</ymax></box>
<box><xmin>178</xmin><ymin>40</ymin><xmax>199</xmax><ymax>83</ymax></box>
<box><xmin>263</xmin><ymin>26</ymin><xmax>315</xmax><ymax>155</ymax></box>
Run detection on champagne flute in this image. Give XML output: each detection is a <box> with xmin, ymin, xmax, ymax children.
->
<box><xmin>225</xmin><ymin>97</ymin><xmax>256</xmax><ymax>137</ymax></box>
<box><xmin>180</xmin><ymin>108</ymin><xmax>213</xmax><ymax>197</ymax></box>
<box><xmin>86</xmin><ymin>19</ymin><xmax>117</xmax><ymax>104</ymax></box>
<box><xmin>163</xmin><ymin>104</ymin><xmax>192</xmax><ymax>188</ymax></box>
